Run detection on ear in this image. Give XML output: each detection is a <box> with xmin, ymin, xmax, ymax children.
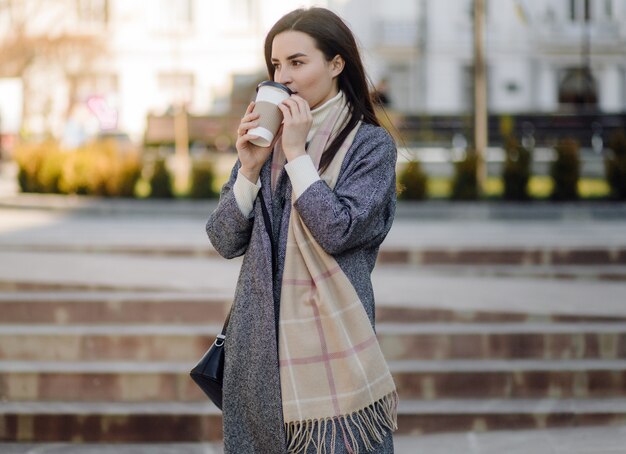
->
<box><xmin>330</xmin><ymin>55</ymin><xmax>345</xmax><ymax>78</ymax></box>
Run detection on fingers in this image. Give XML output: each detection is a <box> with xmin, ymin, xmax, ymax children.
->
<box><xmin>240</xmin><ymin>133</ymin><xmax>259</xmax><ymax>142</ymax></box>
<box><xmin>279</xmin><ymin>96</ymin><xmax>312</xmax><ymax>131</ymax></box>
<box><xmin>280</xmin><ymin>95</ymin><xmax>311</xmax><ymax>119</ymax></box>
<box><xmin>238</xmin><ymin>103</ymin><xmax>260</xmax><ymax>137</ymax></box>
<box><xmin>238</xmin><ymin>118</ymin><xmax>259</xmax><ymax>137</ymax></box>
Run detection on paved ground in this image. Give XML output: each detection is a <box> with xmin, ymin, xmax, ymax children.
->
<box><xmin>3</xmin><ymin>426</ymin><xmax>626</xmax><ymax>453</ymax></box>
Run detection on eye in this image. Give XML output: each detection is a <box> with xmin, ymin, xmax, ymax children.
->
<box><xmin>272</xmin><ymin>63</ymin><xmax>281</xmax><ymax>71</ymax></box>
<box><xmin>291</xmin><ymin>60</ymin><xmax>303</xmax><ymax>67</ymax></box>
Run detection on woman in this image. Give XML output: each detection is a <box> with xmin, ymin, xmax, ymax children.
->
<box><xmin>206</xmin><ymin>7</ymin><xmax>398</xmax><ymax>454</ymax></box>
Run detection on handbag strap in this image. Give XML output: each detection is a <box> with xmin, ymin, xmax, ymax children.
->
<box><xmin>220</xmin><ymin>188</ymin><xmax>275</xmax><ymax>336</ymax></box>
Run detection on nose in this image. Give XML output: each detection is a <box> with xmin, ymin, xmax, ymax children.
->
<box><xmin>275</xmin><ymin>68</ymin><xmax>292</xmax><ymax>87</ymax></box>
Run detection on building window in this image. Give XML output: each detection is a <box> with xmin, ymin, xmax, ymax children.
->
<box><xmin>227</xmin><ymin>0</ymin><xmax>254</xmax><ymax>29</ymax></box>
<box><xmin>461</xmin><ymin>65</ymin><xmax>491</xmax><ymax>112</ymax></box>
<box><xmin>569</xmin><ymin>0</ymin><xmax>591</xmax><ymax>22</ymax></box>
<box><xmin>154</xmin><ymin>0</ymin><xmax>193</xmax><ymax>29</ymax></box>
<box><xmin>157</xmin><ymin>73</ymin><xmax>194</xmax><ymax>108</ymax></box>
<box><xmin>558</xmin><ymin>68</ymin><xmax>597</xmax><ymax>110</ymax></box>
<box><xmin>77</xmin><ymin>0</ymin><xmax>108</xmax><ymax>24</ymax></box>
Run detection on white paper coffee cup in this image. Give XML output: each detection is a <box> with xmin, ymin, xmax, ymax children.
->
<box><xmin>248</xmin><ymin>81</ymin><xmax>293</xmax><ymax>147</ymax></box>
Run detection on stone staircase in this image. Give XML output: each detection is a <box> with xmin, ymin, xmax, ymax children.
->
<box><xmin>2</xmin><ymin>288</ymin><xmax>626</xmax><ymax>442</ymax></box>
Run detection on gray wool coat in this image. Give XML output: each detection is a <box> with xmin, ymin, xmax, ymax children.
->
<box><xmin>206</xmin><ymin>123</ymin><xmax>397</xmax><ymax>454</ymax></box>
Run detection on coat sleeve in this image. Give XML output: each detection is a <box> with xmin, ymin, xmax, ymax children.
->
<box><xmin>206</xmin><ymin>160</ymin><xmax>255</xmax><ymax>259</ymax></box>
<box><xmin>292</xmin><ymin>126</ymin><xmax>397</xmax><ymax>256</ymax></box>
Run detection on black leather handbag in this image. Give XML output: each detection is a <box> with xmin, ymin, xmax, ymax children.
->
<box><xmin>189</xmin><ymin>311</ymin><xmax>230</xmax><ymax>410</ymax></box>
<box><xmin>190</xmin><ymin>191</ymin><xmax>274</xmax><ymax>410</ymax></box>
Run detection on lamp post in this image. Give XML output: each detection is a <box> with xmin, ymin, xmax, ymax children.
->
<box><xmin>173</xmin><ymin>101</ymin><xmax>190</xmax><ymax>193</ymax></box>
<box><xmin>580</xmin><ymin>0</ymin><xmax>594</xmax><ymax>109</ymax></box>
<box><xmin>473</xmin><ymin>0</ymin><xmax>488</xmax><ymax>195</ymax></box>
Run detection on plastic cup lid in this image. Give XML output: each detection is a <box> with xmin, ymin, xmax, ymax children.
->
<box><xmin>256</xmin><ymin>80</ymin><xmax>293</xmax><ymax>95</ymax></box>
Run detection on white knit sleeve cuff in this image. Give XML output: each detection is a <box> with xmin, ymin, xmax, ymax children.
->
<box><xmin>284</xmin><ymin>155</ymin><xmax>321</xmax><ymax>198</ymax></box>
<box><xmin>234</xmin><ymin>170</ymin><xmax>261</xmax><ymax>218</ymax></box>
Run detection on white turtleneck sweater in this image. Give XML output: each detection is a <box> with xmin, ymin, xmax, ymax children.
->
<box><xmin>234</xmin><ymin>91</ymin><xmax>343</xmax><ymax>217</ymax></box>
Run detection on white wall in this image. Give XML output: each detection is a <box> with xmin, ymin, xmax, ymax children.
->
<box><xmin>599</xmin><ymin>65</ymin><xmax>622</xmax><ymax>112</ymax></box>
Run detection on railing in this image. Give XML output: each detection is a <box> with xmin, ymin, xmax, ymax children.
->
<box><xmin>144</xmin><ymin>112</ymin><xmax>626</xmax><ymax>150</ymax></box>
<box><xmin>396</xmin><ymin>113</ymin><xmax>626</xmax><ymax>148</ymax></box>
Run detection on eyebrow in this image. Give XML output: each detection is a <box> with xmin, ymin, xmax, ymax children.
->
<box><xmin>271</xmin><ymin>52</ymin><xmax>308</xmax><ymax>62</ymax></box>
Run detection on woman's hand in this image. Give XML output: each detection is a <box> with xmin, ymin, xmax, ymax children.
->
<box><xmin>278</xmin><ymin>95</ymin><xmax>312</xmax><ymax>161</ymax></box>
<box><xmin>236</xmin><ymin>102</ymin><xmax>275</xmax><ymax>182</ymax></box>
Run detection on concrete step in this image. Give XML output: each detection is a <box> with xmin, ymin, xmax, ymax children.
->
<box><xmin>381</xmin><ymin>247</ymin><xmax>626</xmax><ymax>266</ymax></box>
<box><xmin>0</xmin><ymin>292</ymin><xmax>230</xmax><ymax>325</ymax></box>
<box><xmin>2</xmin><ymin>398</ymin><xmax>626</xmax><ymax>442</ymax></box>
<box><xmin>0</xmin><ymin>442</ymin><xmax>225</xmax><ymax>453</ymax></box>
<box><xmin>0</xmin><ymin>442</ymin><xmax>226</xmax><ymax>453</ymax></box>
<box><xmin>411</xmin><ymin>264</ymin><xmax>626</xmax><ymax>282</ymax></box>
<box><xmin>2</xmin><ymin>242</ymin><xmax>626</xmax><ymax>265</ymax></box>
<box><xmin>2</xmin><ymin>292</ymin><xmax>625</xmax><ymax>325</ymax></box>
<box><xmin>4</xmin><ymin>427</ymin><xmax>626</xmax><ymax>454</ymax></box>
<box><xmin>2</xmin><ymin>360</ymin><xmax>626</xmax><ymax>402</ymax></box>
<box><xmin>2</xmin><ymin>323</ymin><xmax>626</xmax><ymax>362</ymax></box>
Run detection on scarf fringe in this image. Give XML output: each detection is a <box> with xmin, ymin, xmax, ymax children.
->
<box><xmin>285</xmin><ymin>391</ymin><xmax>398</xmax><ymax>454</ymax></box>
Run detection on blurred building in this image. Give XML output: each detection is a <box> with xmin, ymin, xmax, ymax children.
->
<box><xmin>2</xmin><ymin>0</ymin><xmax>625</xmax><ymax>143</ymax></box>
<box><xmin>0</xmin><ymin>0</ymin><xmax>325</xmax><ymax>142</ymax></box>
<box><xmin>333</xmin><ymin>0</ymin><xmax>626</xmax><ymax>114</ymax></box>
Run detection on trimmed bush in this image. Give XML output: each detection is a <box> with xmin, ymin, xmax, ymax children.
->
<box><xmin>189</xmin><ymin>160</ymin><xmax>218</xmax><ymax>199</ymax></box>
<box><xmin>37</xmin><ymin>149</ymin><xmax>65</xmax><ymax>194</ymax></box>
<box><xmin>148</xmin><ymin>158</ymin><xmax>174</xmax><ymax>198</ymax></box>
<box><xmin>59</xmin><ymin>147</ymin><xmax>93</xmax><ymax>195</ymax></box>
<box><xmin>14</xmin><ymin>141</ymin><xmax>60</xmax><ymax>193</ymax></box>
<box><xmin>398</xmin><ymin>160</ymin><xmax>427</xmax><ymax>200</ymax></box>
<box><xmin>550</xmin><ymin>139</ymin><xmax>580</xmax><ymax>201</ymax></box>
<box><xmin>59</xmin><ymin>142</ymin><xmax>141</xmax><ymax>197</ymax></box>
<box><xmin>451</xmin><ymin>152</ymin><xmax>479</xmax><ymax>200</ymax></box>
<box><xmin>605</xmin><ymin>129</ymin><xmax>626</xmax><ymax>200</ymax></box>
<box><xmin>14</xmin><ymin>140</ymin><xmax>141</xmax><ymax>197</ymax></box>
<box><xmin>111</xmin><ymin>156</ymin><xmax>142</xmax><ymax>197</ymax></box>
<box><xmin>502</xmin><ymin>136</ymin><xmax>531</xmax><ymax>201</ymax></box>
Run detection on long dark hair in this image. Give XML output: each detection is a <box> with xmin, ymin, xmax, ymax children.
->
<box><xmin>264</xmin><ymin>7</ymin><xmax>380</xmax><ymax>172</ymax></box>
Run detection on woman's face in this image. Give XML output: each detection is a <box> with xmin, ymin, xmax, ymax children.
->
<box><xmin>271</xmin><ymin>30</ymin><xmax>343</xmax><ymax>109</ymax></box>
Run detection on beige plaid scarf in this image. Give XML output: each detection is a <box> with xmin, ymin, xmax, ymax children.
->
<box><xmin>272</xmin><ymin>92</ymin><xmax>398</xmax><ymax>454</ymax></box>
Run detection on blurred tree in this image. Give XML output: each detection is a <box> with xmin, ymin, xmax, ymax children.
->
<box><xmin>502</xmin><ymin>136</ymin><xmax>532</xmax><ymax>201</ymax></box>
<box><xmin>398</xmin><ymin>160</ymin><xmax>427</xmax><ymax>201</ymax></box>
<box><xmin>149</xmin><ymin>158</ymin><xmax>174</xmax><ymax>199</ymax></box>
<box><xmin>550</xmin><ymin>139</ymin><xmax>580</xmax><ymax>201</ymax></box>
<box><xmin>605</xmin><ymin>130</ymin><xmax>626</xmax><ymax>200</ymax></box>
<box><xmin>451</xmin><ymin>152</ymin><xmax>479</xmax><ymax>201</ymax></box>
<box><xmin>0</xmin><ymin>0</ymin><xmax>105</xmax><ymax>134</ymax></box>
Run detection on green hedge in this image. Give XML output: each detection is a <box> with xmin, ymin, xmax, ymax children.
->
<box><xmin>398</xmin><ymin>160</ymin><xmax>427</xmax><ymax>200</ymax></box>
<box><xmin>502</xmin><ymin>136</ymin><xmax>531</xmax><ymax>201</ymax></box>
<box><xmin>550</xmin><ymin>139</ymin><xmax>580</xmax><ymax>201</ymax></box>
<box><xmin>189</xmin><ymin>160</ymin><xmax>218</xmax><ymax>199</ymax></box>
<box><xmin>451</xmin><ymin>152</ymin><xmax>479</xmax><ymax>200</ymax></box>
<box><xmin>605</xmin><ymin>129</ymin><xmax>626</xmax><ymax>200</ymax></box>
<box><xmin>148</xmin><ymin>158</ymin><xmax>174</xmax><ymax>199</ymax></box>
